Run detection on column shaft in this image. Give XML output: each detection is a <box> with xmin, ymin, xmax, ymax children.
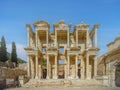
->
<box><xmin>86</xmin><ymin>54</ymin><xmax>89</xmax><ymax>79</ymax></box>
<box><xmin>54</xmin><ymin>55</ymin><xmax>58</xmax><ymax>79</ymax></box>
<box><xmin>55</xmin><ymin>30</ymin><xmax>57</xmax><ymax>46</ymax></box>
<box><xmin>68</xmin><ymin>55</ymin><xmax>70</xmax><ymax>77</ymax></box>
<box><xmin>27</xmin><ymin>55</ymin><xmax>30</xmax><ymax>77</ymax></box>
<box><xmin>67</xmin><ymin>30</ymin><xmax>69</xmax><ymax>47</ymax></box>
<box><xmin>81</xmin><ymin>57</ymin><xmax>85</xmax><ymax>79</ymax></box>
<box><xmin>76</xmin><ymin>55</ymin><xmax>78</xmax><ymax>79</ymax></box>
<box><xmin>86</xmin><ymin>31</ymin><xmax>88</xmax><ymax>48</ymax></box>
<box><xmin>65</xmin><ymin>58</ymin><xmax>67</xmax><ymax>79</ymax></box>
<box><xmin>27</xmin><ymin>31</ymin><xmax>30</xmax><ymax>47</ymax></box>
<box><xmin>47</xmin><ymin>55</ymin><xmax>49</xmax><ymax>79</ymax></box>
<box><xmin>76</xmin><ymin>30</ymin><xmax>78</xmax><ymax>46</ymax></box>
<box><xmin>46</xmin><ymin>30</ymin><xmax>48</xmax><ymax>46</ymax></box>
<box><xmin>94</xmin><ymin>56</ymin><xmax>97</xmax><ymax>77</ymax></box>
<box><xmin>39</xmin><ymin>65</ymin><xmax>41</xmax><ymax>79</ymax></box>
<box><xmin>36</xmin><ymin>31</ymin><xmax>38</xmax><ymax>47</ymax></box>
<box><xmin>35</xmin><ymin>55</ymin><xmax>38</xmax><ymax>79</ymax></box>
<box><xmin>95</xmin><ymin>29</ymin><xmax>97</xmax><ymax>47</ymax></box>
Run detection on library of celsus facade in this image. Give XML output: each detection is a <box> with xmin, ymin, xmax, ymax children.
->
<box><xmin>25</xmin><ymin>20</ymin><xmax>99</xmax><ymax>80</ymax></box>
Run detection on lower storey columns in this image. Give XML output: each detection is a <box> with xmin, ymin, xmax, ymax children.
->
<box><xmin>64</xmin><ymin>58</ymin><xmax>67</xmax><ymax>79</ymax></box>
<box><xmin>27</xmin><ymin>55</ymin><xmax>30</xmax><ymax>77</ymax></box>
<box><xmin>94</xmin><ymin>56</ymin><xmax>97</xmax><ymax>77</ymax></box>
<box><xmin>67</xmin><ymin>55</ymin><xmax>70</xmax><ymax>78</ymax></box>
<box><xmin>54</xmin><ymin>55</ymin><xmax>58</xmax><ymax>79</ymax></box>
<box><xmin>86</xmin><ymin>54</ymin><xmax>91</xmax><ymax>79</ymax></box>
<box><xmin>38</xmin><ymin>65</ymin><xmax>42</xmax><ymax>79</ymax></box>
<box><xmin>46</xmin><ymin>55</ymin><xmax>49</xmax><ymax>79</ymax></box>
<box><xmin>75</xmin><ymin>55</ymin><xmax>78</xmax><ymax>79</ymax></box>
<box><xmin>81</xmin><ymin>57</ymin><xmax>85</xmax><ymax>79</ymax></box>
<box><xmin>35</xmin><ymin>55</ymin><xmax>39</xmax><ymax>79</ymax></box>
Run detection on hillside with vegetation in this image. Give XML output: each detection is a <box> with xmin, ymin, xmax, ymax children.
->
<box><xmin>7</xmin><ymin>52</ymin><xmax>26</xmax><ymax>63</ymax></box>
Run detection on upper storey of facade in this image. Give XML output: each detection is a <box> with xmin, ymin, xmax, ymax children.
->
<box><xmin>26</xmin><ymin>20</ymin><xmax>99</xmax><ymax>53</ymax></box>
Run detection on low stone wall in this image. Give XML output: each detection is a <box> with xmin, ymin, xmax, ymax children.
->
<box><xmin>0</xmin><ymin>66</ymin><xmax>27</xmax><ymax>88</ymax></box>
<box><xmin>96</xmin><ymin>75</ymin><xmax>109</xmax><ymax>86</ymax></box>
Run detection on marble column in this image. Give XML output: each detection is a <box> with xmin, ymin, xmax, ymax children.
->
<box><xmin>94</xmin><ymin>56</ymin><xmax>97</xmax><ymax>77</ymax></box>
<box><xmin>76</xmin><ymin>29</ymin><xmax>78</xmax><ymax>46</ymax></box>
<box><xmin>30</xmin><ymin>56</ymin><xmax>35</xmax><ymax>79</ymax></box>
<box><xmin>54</xmin><ymin>55</ymin><xmax>58</xmax><ymax>79</ymax></box>
<box><xmin>68</xmin><ymin>55</ymin><xmax>70</xmax><ymax>78</ymax></box>
<box><xmin>55</xmin><ymin>30</ymin><xmax>57</xmax><ymax>46</ymax></box>
<box><xmin>39</xmin><ymin>65</ymin><xmax>42</xmax><ymax>79</ymax></box>
<box><xmin>36</xmin><ymin>31</ymin><xmax>38</xmax><ymax>48</ymax></box>
<box><xmin>67</xmin><ymin>29</ymin><xmax>69</xmax><ymax>47</ymax></box>
<box><xmin>75</xmin><ymin>55</ymin><xmax>78</xmax><ymax>79</ymax></box>
<box><xmin>46</xmin><ymin>30</ymin><xmax>48</xmax><ymax>46</ymax></box>
<box><xmin>35</xmin><ymin>55</ymin><xmax>38</xmax><ymax>79</ymax></box>
<box><xmin>86</xmin><ymin>31</ymin><xmax>89</xmax><ymax>48</ymax></box>
<box><xmin>81</xmin><ymin>57</ymin><xmax>85</xmax><ymax>79</ymax></box>
<box><xmin>27</xmin><ymin>55</ymin><xmax>30</xmax><ymax>77</ymax></box>
<box><xmin>86</xmin><ymin>54</ymin><xmax>90</xmax><ymax>79</ymax></box>
<box><xmin>47</xmin><ymin>55</ymin><xmax>49</xmax><ymax>79</ymax></box>
<box><xmin>95</xmin><ymin>28</ymin><xmax>98</xmax><ymax>47</ymax></box>
<box><xmin>27</xmin><ymin>30</ymin><xmax>30</xmax><ymax>47</ymax></box>
<box><xmin>65</xmin><ymin>58</ymin><xmax>67</xmax><ymax>79</ymax></box>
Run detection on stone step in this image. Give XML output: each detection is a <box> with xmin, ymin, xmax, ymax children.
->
<box><xmin>23</xmin><ymin>79</ymin><xmax>104</xmax><ymax>88</ymax></box>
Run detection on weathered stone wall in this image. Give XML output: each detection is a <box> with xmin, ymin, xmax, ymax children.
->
<box><xmin>0</xmin><ymin>67</ymin><xmax>27</xmax><ymax>79</ymax></box>
<box><xmin>0</xmin><ymin>66</ymin><xmax>27</xmax><ymax>87</ymax></box>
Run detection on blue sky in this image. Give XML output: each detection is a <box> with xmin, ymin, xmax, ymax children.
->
<box><xmin>0</xmin><ymin>0</ymin><xmax>120</xmax><ymax>60</ymax></box>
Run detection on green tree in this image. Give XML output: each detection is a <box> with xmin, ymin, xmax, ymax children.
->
<box><xmin>0</xmin><ymin>36</ymin><xmax>8</xmax><ymax>62</ymax></box>
<box><xmin>11</xmin><ymin>42</ymin><xmax>18</xmax><ymax>65</ymax></box>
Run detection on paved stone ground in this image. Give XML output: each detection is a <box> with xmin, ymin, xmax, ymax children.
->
<box><xmin>5</xmin><ymin>87</ymin><xmax>120</xmax><ymax>90</ymax></box>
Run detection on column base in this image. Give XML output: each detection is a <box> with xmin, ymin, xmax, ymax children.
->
<box><xmin>81</xmin><ymin>77</ymin><xmax>85</xmax><ymax>80</ymax></box>
<box><xmin>53</xmin><ymin>76</ymin><xmax>58</xmax><ymax>79</ymax></box>
<box><xmin>46</xmin><ymin>76</ymin><xmax>50</xmax><ymax>79</ymax></box>
<box><xmin>75</xmin><ymin>76</ymin><xmax>79</xmax><ymax>79</ymax></box>
<box><xmin>35</xmin><ymin>76</ymin><xmax>38</xmax><ymax>79</ymax></box>
<box><xmin>67</xmin><ymin>76</ymin><xmax>73</xmax><ymax>79</ymax></box>
<box><xmin>86</xmin><ymin>77</ymin><xmax>91</xmax><ymax>80</ymax></box>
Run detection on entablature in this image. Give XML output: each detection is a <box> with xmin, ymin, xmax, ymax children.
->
<box><xmin>24</xmin><ymin>47</ymin><xmax>39</xmax><ymax>56</ymax></box>
<box><xmin>86</xmin><ymin>47</ymin><xmax>100</xmax><ymax>56</ymax></box>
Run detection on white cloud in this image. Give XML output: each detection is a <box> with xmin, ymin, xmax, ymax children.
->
<box><xmin>7</xmin><ymin>43</ymin><xmax>27</xmax><ymax>61</ymax></box>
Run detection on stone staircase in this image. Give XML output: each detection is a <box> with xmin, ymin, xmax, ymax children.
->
<box><xmin>23</xmin><ymin>79</ymin><xmax>105</xmax><ymax>88</ymax></box>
